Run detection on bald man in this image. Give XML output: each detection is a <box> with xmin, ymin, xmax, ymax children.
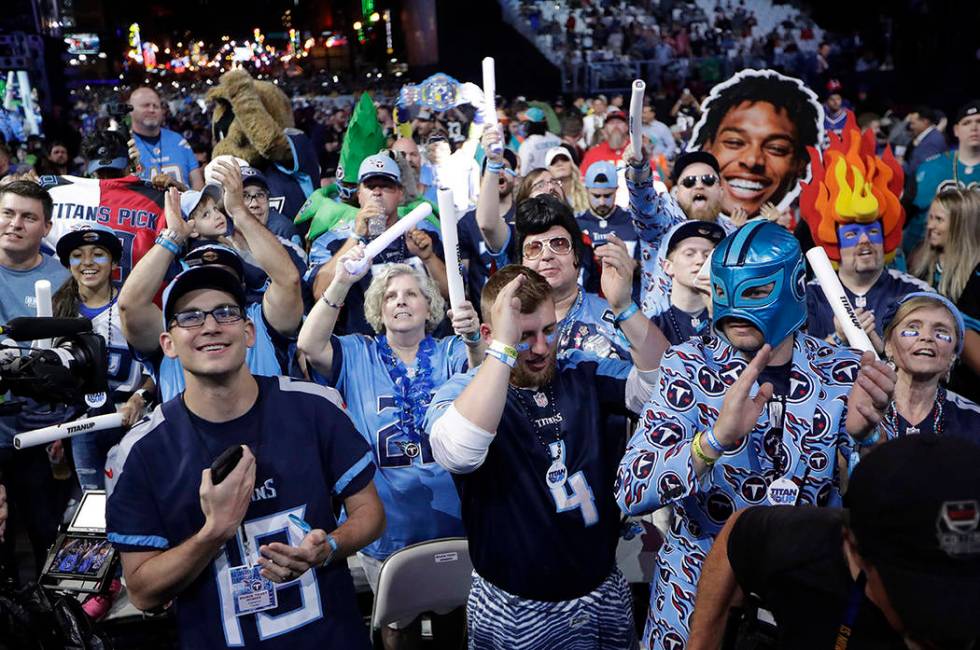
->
<box><xmin>130</xmin><ymin>87</ymin><xmax>204</xmax><ymax>189</ymax></box>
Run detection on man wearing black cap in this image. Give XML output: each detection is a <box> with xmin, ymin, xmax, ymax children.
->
<box><xmin>689</xmin><ymin>435</ymin><xmax>980</xmax><ymax>649</ymax></box>
<box><xmin>119</xmin><ymin>161</ymin><xmax>303</xmax><ymax>402</ymax></box>
<box><xmin>106</xmin><ymin>263</ymin><xmax>385</xmax><ymax>650</ymax></box>
<box><xmin>649</xmin><ymin>220</ymin><xmax>725</xmax><ymax>346</ymax></box>
<box><xmin>625</xmin><ymin>145</ymin><xmax>736</xmax><ymax>317</ymax></box>
<box><xmin>906</xmin><ymin>100</ymin><xmax>980</xmax><ymax>253</ymax></box>
<box><xmin>241</xmin><ymin>166</ymin><xmax>303</xmax><ymax>248</ymax></box>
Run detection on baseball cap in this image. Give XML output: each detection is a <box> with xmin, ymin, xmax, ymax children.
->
<box><xmin>545</xmin><ymin>146</ymin><xmax>572</xmax><ymax>167</ymax></box>
<box><xmin>665</xmin><ymin>220</ymin><xmax>725</xmax><ymax>256</ymax></box>
<box><xmin>671</xmin><ymin>151</ymin><xmax>721</xmax><ymax>184</ymax></box>
<box><xmin>956</xmin><ymin>100</ymin><xmax>980</xmax><ymax>125</ymax></box>
<box><xmin>85</xmin><ymin>143</ymin><xmax>128</xmax><ymax>176</ymax></box>
<box><xmin>181</xmin><ymin>242</ymin><xmax>246</xmax><ymax>282</ymax></box>
<box><xmin>584</xmin><ymin>160</ymin><xmax>619</xmax><ymax>190</ymax></box>
<box><xmin>416</xmin><ymin>108</ymin><xmax>434</xmax><ymax>121</ymax></box>
<box><xmin>162</xmin><ymin>265</ymin><xmax>247</xmax><ymax>327</ymax></box>
<box><xmin>845</xmin><ymin>435</ymin><xmax>980</xmax><ymax>642</ymax></box>
<box><xmin>180</xmin><ymin>184</ymin><xmax>223</xmax><ymax>220</ymax></box>
<box><xmin>55</xmin><ymin>224</ymin><xmax>123</xmax><ymax>267</ymax></box>
<box><xmin>525</xmin><ymin>107</ymin><xmax>546</xmax><ymax>123</ymax></box>
<box><xmin>358</xmin><ymin>153</ymin><xmax>401</xmax><ymax>185</ymax></box>
<box><xmin>604</xmin><ymin>108</ymin><xmax>627</xmax><ymax>123</ymax></box>
<box><xmin>240</xmin><ymin>166</ymin><xmax>270</xmax><ymax>190</ymax></box>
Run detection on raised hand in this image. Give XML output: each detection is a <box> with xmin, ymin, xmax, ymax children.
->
<box><xmin>491</xmin><ymin>275</ymin><xmax>526</xmax><ymax>347</ymax></box>
<box><xmin>845</xmin><ymin>351</ymin><xmax>896</xmax><ymax>438</ymax></box>
<box><xmin>713</xmin><ymin>344</ymin><xmax>775</xmax><ymax>448</ymax></box>
<box><xmin>449</xmin><ymin>300</ymin><xmax>480</xmax><ymax>338</ymax></box>
<box><xmin>595</xmin><ymin>233</ymin><xmax>637</xmax><ymax>313</ymax></box>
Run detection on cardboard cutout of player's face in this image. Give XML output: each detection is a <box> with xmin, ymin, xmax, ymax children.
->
<box><xmin>688</xmin><ymin>70</ymin><xmax>824</xmax><ymax>217</ymax></box>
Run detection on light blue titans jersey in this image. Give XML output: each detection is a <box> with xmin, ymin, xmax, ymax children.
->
<box><xmin>310</xmin><ymin>334</ymin><xmax>468</xmax><ymax>559</ymax></box>
<box><xmin>133</xmin><ymin>128</ymin><xmax>198</xmax><ymax>185</ymax></box>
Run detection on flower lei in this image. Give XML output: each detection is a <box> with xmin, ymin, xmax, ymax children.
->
<box><xmin>376</xmin><ymin>335</ymin><xmax>437</xmax><ymax>448</ymax></box>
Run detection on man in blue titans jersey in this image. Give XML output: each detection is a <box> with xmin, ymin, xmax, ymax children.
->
<box><xmin>119</xmin><ymin>167</ymin><xmax>303</xmax><ymax>402</ymax></box>
<box><xmin>617</xmin><ymin>221</ymin><xmax>896</xmax><ymax>649</ymax></box>
<box><xmin>426</xmin><ymin>265</ymin><xmax>667</xmax><ymax>650</ymax></box>
<box><xmin>106</xmin><ymin>264</ymin><xmax>385</xmax><ymax>650</ymax></box>
<box><xmin>649</xmin><ymin>220</ymin><xmax>724</xmax><ymax>346</ymax></box>
<box><xmin>130</xmin><ymin>87</ymin><xmax>204</xmax><ymax>190</ymax></box>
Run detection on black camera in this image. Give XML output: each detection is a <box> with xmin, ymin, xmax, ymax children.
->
<box><xmin>106</xmin><ymin>101</ymin><xmax>133</xmax><ymax>141</ymax></box>
<box><xmin>0</xmin><ymin>317</ymin><xmax>109</xmax><ymax>409</ymax></box>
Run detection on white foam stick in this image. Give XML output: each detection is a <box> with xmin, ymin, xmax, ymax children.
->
<box><xmin>34</xmin><ymin>279</ymin><xmax>53</xmax><ymax>349</ymax></box>
<box><xmin>344</xmin><ymin>203</ymin><xmax>434</xmax><ymax>276</ymax></box>
<box><xmin>14</xmin><ymin>413</ymin><xmax>125</xmax><ymax>450</ymax></box>
<box><xmin>629</xmin><ymin>80</ymin><xmax>646</xmax><ymax>155</ymax></box>
<box><xmin>805</xmin><ymin>247</ymin><xmax>876</xmax><ymax>353</ymax></box>
<box><xmin>437</xmin><ymin>187</ymin><xmax>466</xmax><ymax>314</ymax></box>
<box><xmin>482</xmin><ymin>57</ymin><xmax>503</xmax><ymax>156</ymax></box>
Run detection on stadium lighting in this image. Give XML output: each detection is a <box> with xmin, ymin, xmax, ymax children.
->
<box><xmin>353</xmin><ymin>20</ymin><xmax>362</xmax><ymax>30</ymax></box>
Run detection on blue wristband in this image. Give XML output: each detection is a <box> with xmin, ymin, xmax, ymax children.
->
<box><xmin>321</xmin><ymin>534</ymin><xmax>339</xmax><ymax>568</ymax></box>
<box><xmin>487</xmin><ymin>161</ymin><xmax>504</xmax><ymax>173</ymax></box>
<box><xmin>703</xmin><ymin>428</ymin><xmax>732</xmax><ymax>454</ymax></box>
<box><xmin>614</xmin><ymin>303</ymin><xmax>640</xmax><ymax>324</ymax></box>
<box><xmin>485</xmin><ymin>348</ymin><xmax>516</xmax><ymax>368</ymax></box>
<box><xmin>155</xmin><ymin>235</ymin><xmax>181</xmax><ymax>256</ymax></box>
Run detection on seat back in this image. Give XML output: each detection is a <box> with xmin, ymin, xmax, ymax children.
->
<box><xmin>370</xmin><ymin>537</ymin><xmax>473</xmax><ymax>630</ymax></box>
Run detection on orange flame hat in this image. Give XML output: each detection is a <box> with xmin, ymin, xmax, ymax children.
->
<box><xmin>800</xmin><ymin>114</ymin><xmax>904</xmax><ymax>263</ymax></box>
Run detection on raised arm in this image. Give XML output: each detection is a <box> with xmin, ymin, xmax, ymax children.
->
<box><xmin>475</xmin><ymin>126</ymin><xmax>510</xmax><ymax>252</ymax></box>
<box><xmin>297</xmin><ymin>246</ymin><xmax>369</xmax><ymax>375</ymax></box>
<box><xmin>211</xmin><ymin>161</ymin><xmax>302</xmax><ymax>337</ymax></box>
<box><xmin>118</xmin><ymin>187</ymin><xmax>194</xmax><ymax>353</ymax></box>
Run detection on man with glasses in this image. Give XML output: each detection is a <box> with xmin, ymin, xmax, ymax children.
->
<box><xmin>106</xmin><ymin>263</ymin><xmax>385</xmax><ymax>649</ymax></box>
<box><xmin>426</xmin><ymin>263</ymin><xmax>665</xmax><ymax>649</ymax></box>
<box><xmin>241</xmin><ymin>166</ymin><xmax>302</xmax><ymax>249</ymax></box>
<box><xmin>626</xmin><ymin>149</ymin><xmax>736</xmax><ymax>317</ymax></box>
<box><xmin>308</xmin><ymin>154</ymin><xmax>448</xmax><ymax>335</ymax></box>
<box><xmin>617</xmin><ymin>220</ymin><xmax>896</xmax><ymax>649</ymax></box>
<box><xmin>119</xmin><ymin>162</ymin><xmax>304</xmax><ymax>403</ymax></box>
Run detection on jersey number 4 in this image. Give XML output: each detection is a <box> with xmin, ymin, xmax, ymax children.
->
<box><xmin>547</xmin><ymin>441</ymin><xmax>599</xmax><ymax>526</ymax></box>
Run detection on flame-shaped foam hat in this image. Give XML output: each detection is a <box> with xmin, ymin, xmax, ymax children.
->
<box><xmin>800</xmin><ymin>114</ymin><xmax>904</xmax><ymax>263</ymax></box>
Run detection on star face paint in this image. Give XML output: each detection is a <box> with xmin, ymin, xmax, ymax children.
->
<box><xmin>837</xmin><ymin>222</ymin><xmax>883</xmax><ymax>248</ymax></box>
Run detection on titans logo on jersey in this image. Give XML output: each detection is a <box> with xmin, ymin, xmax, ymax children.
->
<box><xmin>425</xmin><ymin>351</ymin><xmax>636</xmax><ymax>602</ymax></box>
<box><xmin>616</xmin><ymin>333</ymin><xmax>860</xmax><ymax>649</ymax></box>
<box><xmin>106</xmin><ymin>376</ymin><xmax>374</xmax><ymax>650</ymax></box>
<box><xmin>308</xmin><ymin>334</ymin><xmax>467</xmax><ymax>560</ymax></box>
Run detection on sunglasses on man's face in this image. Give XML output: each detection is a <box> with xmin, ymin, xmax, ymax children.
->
<box><xmin>679</xmin><ymin>174</ymin><xmax>718</xmax><ymax>189</ymax></box>
<box><xmin>523</xmin><ymin>236</ymin><xmax>572</xmax><ymax>260</ymax></box>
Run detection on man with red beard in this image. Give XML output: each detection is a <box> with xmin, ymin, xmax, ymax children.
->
<box><xmin>580</xmin><ymin>108</ymin><xmax>630</xmax><ymax>173</ymax></box>
<box><xmin>426</xmin><ymin>264</ymin><xmax>664</xmax><ymax>649</ymax></box>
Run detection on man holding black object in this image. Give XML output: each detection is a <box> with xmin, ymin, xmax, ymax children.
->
<box><xmin>106</xmin><ymin>264</ymin><xmax>385</xmax><ymax>649</ymax></box>
<box><xmin>689</xmin><ymin>435</ymin><xmax>980</xmax><ymax>650</ymax></box>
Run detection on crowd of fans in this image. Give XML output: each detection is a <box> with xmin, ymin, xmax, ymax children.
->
<box><xmin>0</xmin><ymin>53</ymin><xmax>979</xmax><ymax>650</ymax></box>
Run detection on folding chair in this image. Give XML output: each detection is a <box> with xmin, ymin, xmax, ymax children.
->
<box><xmin>370</xmin><ymin>537</ymin><xmax>473</xmax><ymax>632</ymax></box>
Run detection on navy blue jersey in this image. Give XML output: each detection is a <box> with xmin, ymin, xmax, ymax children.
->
<box><xmin>265</xmin><ymin>130</ymin><xmax>320</xmax><ymax>220</ymax></box>
<box><xmin>806</xmin><ymin>269</ymin><xmax>932</xmax><ymax>340</ymax></box>
<box><xmin>457</xmin><ymin>205</ymin><xmax>515</xmax><ymax>306</ymax></box>
<box><xmin>650</xmin><ymin>305</ymin><xmax>711</xmax><ymax>346</ymax></box>
<box><xmin>576</xmin><ymin>206</ymin><xmax>639</xmax><ymax>257</ymax></box>
<box><xmin>880</xmin><ymin>389</ymin><xmax>980</xmax><ymax>445</ymax></box>
<box><xmin>137</xmin><ymin>302</ymin><xmax>294</xmax><ymax>403</ymax></box>
<box><xmin>558</xmin><ymin>289</ymin><xmax>629</xmax><ymax>360</ymax></box>
<box><xmin>106</xmin><ymin>376</ymin><xmax>374</xmax><ymax>650</ymax></box>
<box><xmin>310</xmin><ymin>334</ymin><xmax>467</xmax><ymax>559</ymax></box>
<box><xmin>425</xmin><ymin>351</ymin><xmax>635</xmax><ymax>601</ymax></box>
<box><xmin>305</xmin><ymin>221</ymin><xmax>445</xmax><ymax>336</ymax></box>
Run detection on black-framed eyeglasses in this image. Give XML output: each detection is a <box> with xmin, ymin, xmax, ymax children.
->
<box><xmin>523</xmin><ymin>236</ymin><xmax>572</xmax><ymax>260</ymax></box>
<box><xmin>170</xmin><ymin>304</ymin><xmax>244</xmax><ymax>329</ymax></box>
<box><xmin>679</xmin><ymin>174</ymin><xmax>718</xmax><ymax>188</ymax></box>
<box><xmin>243</xmin><ymin>191</ymin><xmax>269</xmax><ymax>203</ymax></box>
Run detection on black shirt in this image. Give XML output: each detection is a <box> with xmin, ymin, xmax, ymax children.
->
<box><xmin>728</xmin><ymin>506</ymin><xmax>903</xmax><ymax>649</ymax></box>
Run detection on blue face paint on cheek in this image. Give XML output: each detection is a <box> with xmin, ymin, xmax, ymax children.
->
<box><xmin>936</xmin><ymin>332</ymin><xmax>953</xmax><ymax>343</ymax></box>
<box><xmin>515</xmin><ymin>332</ymin><xmax>557</xmax><ymax>353</ymax></box>
<box><xmin>900</xmin><ymin>329</ymin><xmax>919</xmax><ymax>338</ymax></box>
<box><xmin>838</xmin><ymin>223</ymin><xmax>884</xmax><ymax>249</ymax></box>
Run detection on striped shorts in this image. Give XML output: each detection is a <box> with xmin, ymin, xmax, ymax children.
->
<box><xmin>467</xmin><ymin>569</ymin><xmax>635</xmax><ymax>650</ymax></box>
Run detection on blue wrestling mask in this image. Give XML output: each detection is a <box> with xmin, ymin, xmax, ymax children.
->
<box><xmin>710</xmin><ymin>220</ymin><xmax>807</xmax><ymax>347</ymax></box>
